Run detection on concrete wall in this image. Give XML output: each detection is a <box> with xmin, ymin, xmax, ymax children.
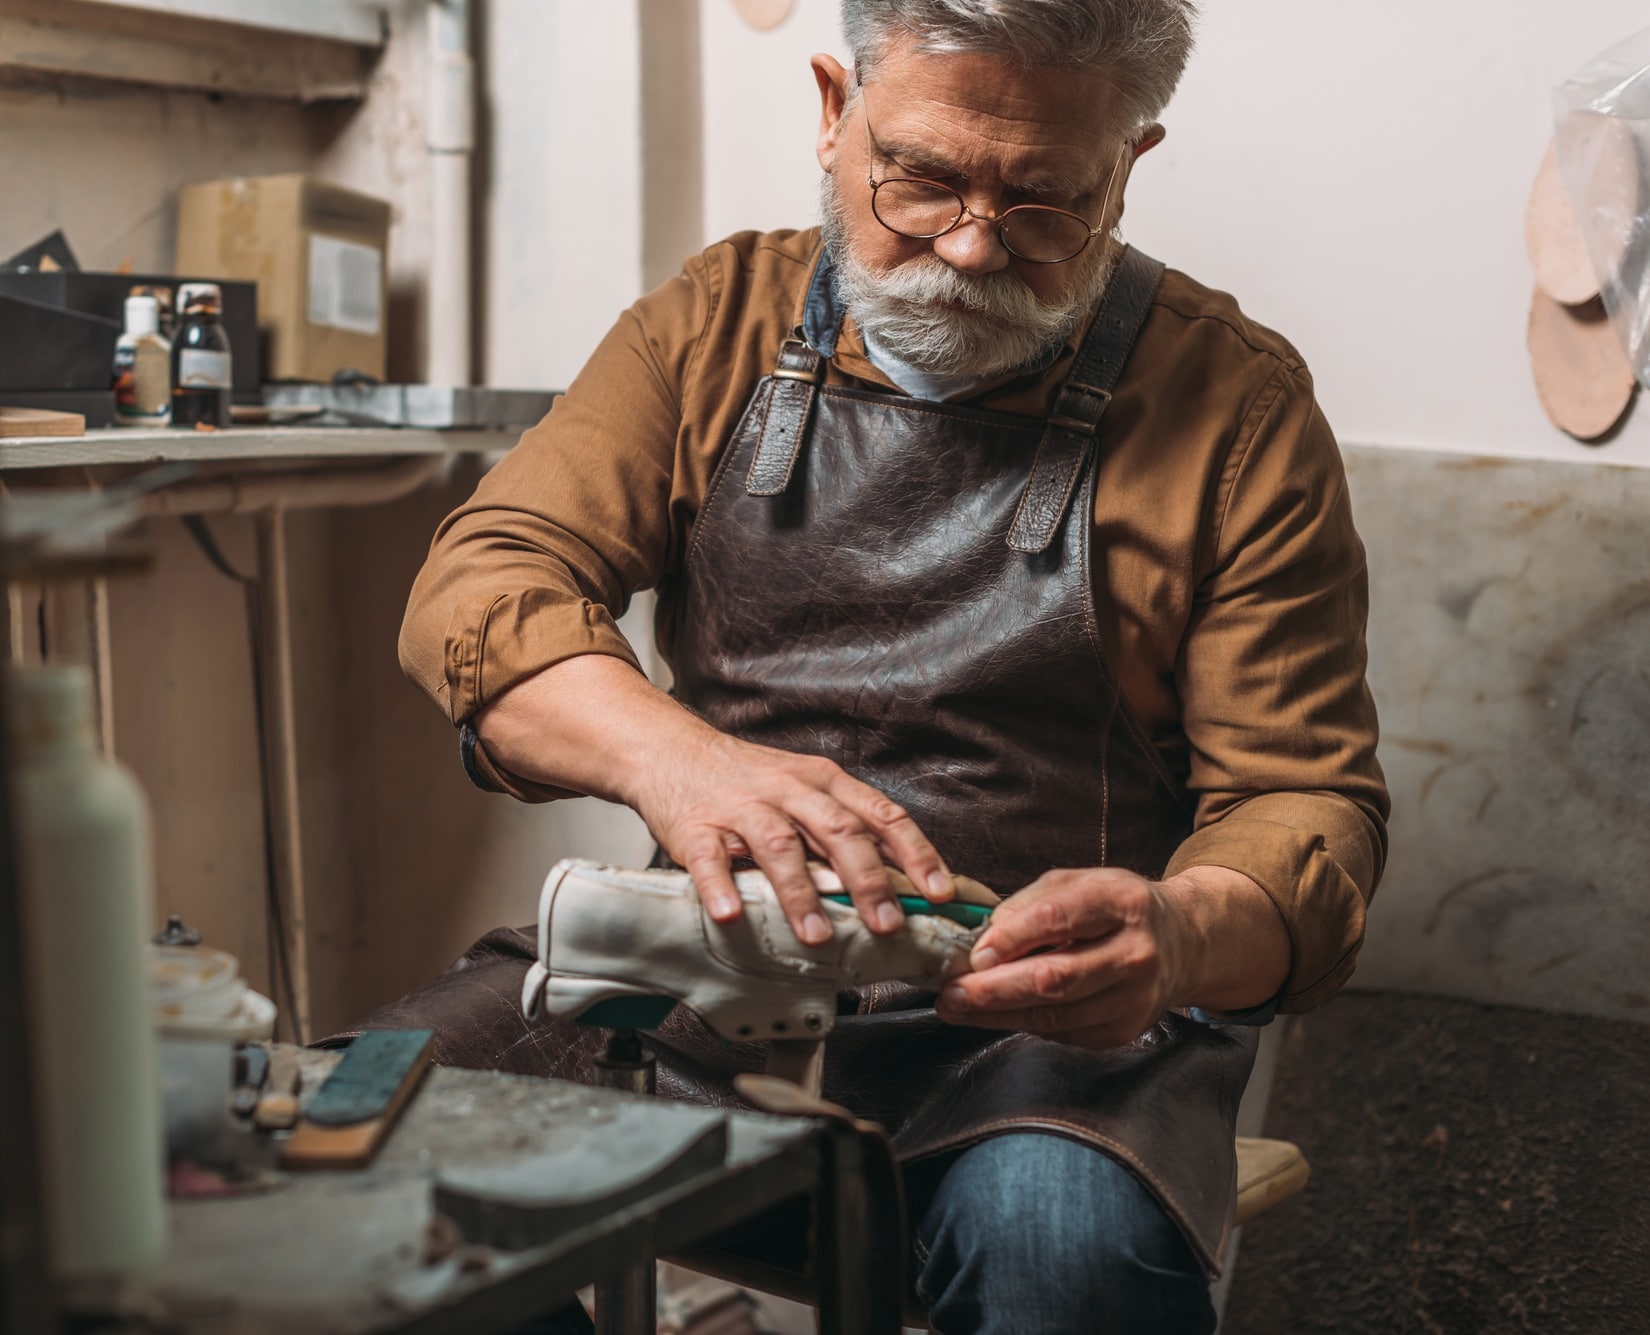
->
<box><xmin>1346</xmin><ymin>445</ymin><xmax>1650</xmax><ymax>1022</ymax></box>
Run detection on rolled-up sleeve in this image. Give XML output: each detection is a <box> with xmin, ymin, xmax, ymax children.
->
<box><xmin>1164</xmin><ymin>363</ymin><xmax>1389</xmax><ymax>1012</ymax></box>
<box><xmin>399</xmin><ymin>261</ymin><xmax>713</xmax><ymax>740</ymax></box>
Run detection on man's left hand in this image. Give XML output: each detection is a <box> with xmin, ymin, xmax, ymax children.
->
<box><xmin>934</xmin><ymin>867</ymin><xmax>1192</xmax><ymax>1050</ymax></box>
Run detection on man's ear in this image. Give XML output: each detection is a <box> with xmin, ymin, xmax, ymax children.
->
<box><xmin>812</xmin><ymin>53</ymin><xmax>853</xmax><ymax>172</ymax></box>
<box><xmin>1132</xmin><ymin>123</ymin><xmax>1167</xmax><ymax>159</ymax></box>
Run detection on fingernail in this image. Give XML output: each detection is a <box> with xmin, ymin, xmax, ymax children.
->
<box><xmin>927</xmin><ymin>870</ymin><xmax>954</xmax><ymax>899</ymax></box>
<box><xmin>875</xmin><ymin>901</ymin><xmax>905</xmax><ymax>933</ymax></box>
<box><xmin>712</xmin><ymin>894</ymin><xmax>742</xmax><ymax>920</ymax></box>
<box><xmin>802</xmin><ymin>912</ymin><xmax>832</xmax><ymax>944</ymax></box>
<box><xmin>940</xmin><ymin>984</ymin><xmax>969</xmax><ymax>1011</ymax></box>
<box><xmin>970</xmin><ymin>946</ymin><xmax>999</xmax><ymax>972</ymax></box>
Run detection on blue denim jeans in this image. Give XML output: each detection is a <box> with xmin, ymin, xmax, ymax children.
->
<box><xmin>910</xmin><ymin>1132</ymin><xmax>1217</xmax><ymax>1335</ymax></box>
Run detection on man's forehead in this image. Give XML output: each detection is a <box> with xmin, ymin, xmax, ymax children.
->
<box><xmin>858</xmin><ymin>43</ymin><xmax>1128</xmax><ymax>192</ymax></box>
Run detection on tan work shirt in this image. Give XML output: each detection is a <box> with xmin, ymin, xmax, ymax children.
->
<box><xmin>400</xmin><ymin>228</ymin><xmax>1389</xmax><ymax>1012</ymax></box>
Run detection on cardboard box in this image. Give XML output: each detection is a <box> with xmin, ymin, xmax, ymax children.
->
<box><xmin>176</xmin><ymin>174</ymin><xmax>391</xmax><ymax>384</ymax></box>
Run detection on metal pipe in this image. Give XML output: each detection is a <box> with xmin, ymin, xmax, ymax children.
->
<box><xmin>593</xmin><ymin>1029</ymin><xmax>658</xmax><ymax>1334</ymax></box>
<box><xmin>595</xmin><ymin>1264</ymin><xmax>656</xmax><ymax>1335</ymax></box>
<box><xmin>254</xmin><ymin>507</ymin><xmax>310</xmax><ymax>1045</ymax></box>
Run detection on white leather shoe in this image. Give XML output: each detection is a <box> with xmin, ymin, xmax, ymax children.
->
<box><xmin>520</xmin><ymin>859</ymin><xmax>988</xmax><ymax>1043</ymax></box>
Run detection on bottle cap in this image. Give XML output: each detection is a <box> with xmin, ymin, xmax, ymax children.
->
<box><xmin>124</xmin><ymin>294</ymin><xmax>159</xmax><ymax>337</ymax></box>
<box><xmin>176</xmin><ymin>282</ymin><xmax>222</xmax><ymax>314</ymax></box>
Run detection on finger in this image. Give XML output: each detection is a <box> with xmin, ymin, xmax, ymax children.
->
<box><xmin>942</xmin><ymin>947</ymin><xmax>1096</xmax><ymax>1011</ymax></box>
<box><xmin>739</xmin><ymin>809</ymin><xmax>832</xmax><ymax>945</ymax></box>
<box><xmin>829</xmin><ymin>773</ymin><xmax>953</xmax><ymax>902</ymax></box>
<box><xmin>680</xmin><ymin>834</ymin><xmax>745</xmax><ymax>922</ymax></box>
<box><xmin>786</xmin><ymin>790</ymin><xmax>903</xmax><ymax>934</ymax></box>
<box><xmin>969</xmin><ymin>871</ymin><xmax>1138</xmax><ymax>970</ymax></box>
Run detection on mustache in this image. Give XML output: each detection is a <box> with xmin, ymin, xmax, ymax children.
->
<box><xmin>863</xmin><ymin>257</ymin><xmax>1052</xmax><ymax>321</ymax></box>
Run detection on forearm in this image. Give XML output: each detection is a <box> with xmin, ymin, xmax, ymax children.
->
<box><xmin>474</xmin><ymin>653</ymin><xmax>954</xmax><ymax>937</ymax></box>
<box><xmin>473</xmin><ymin>653</ymin><xmax>712</xmax><ymax>806</ymax></box>
<box><xmin>1158</xmin><ymin>865</ymin><xmax>1290</xmax><ymax>1013</ymax></box>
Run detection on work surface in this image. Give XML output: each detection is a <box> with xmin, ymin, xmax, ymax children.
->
<box><xmin>0</xmin><ymin>424</ymin><xmax>506</xmax><ymax>471</ymax></box>
<box><xmin>125</xmin><ymin>1050</ymin><xmax>821</xmax><ymax>1335</ymax></box>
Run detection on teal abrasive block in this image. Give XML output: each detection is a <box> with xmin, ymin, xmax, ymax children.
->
<box><xmin>821</xmin><ymin>893</ymin><xmax>993</xmax><ymax>929</ymax></box>
<box><xmin>305</xmin><ymin>1029</ymin><xmax>434</xmax><ymax>1127</ymax></box>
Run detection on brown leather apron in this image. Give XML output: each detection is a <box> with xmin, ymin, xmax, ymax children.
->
<box><xmin>345</xmin><ymin>248</ymin><xmax>1256</xmax><ymax>1277</ymax></box>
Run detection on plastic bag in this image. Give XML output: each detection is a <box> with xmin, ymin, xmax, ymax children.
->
<box><xmin>1554</xmin><ymin>27</ymin><xmax>1650</xmax><ymax>387</ymax></box>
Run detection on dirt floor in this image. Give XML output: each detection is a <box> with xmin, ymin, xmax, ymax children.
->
<box><xmin>1222</xmin><ymin>990</ymin><xmax>1650</xmax><ymax>1334</ymax></box>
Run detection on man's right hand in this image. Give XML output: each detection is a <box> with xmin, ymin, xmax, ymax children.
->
<box><xmin>473</xmin><ymin>653</ymin><xmax>955</xmax><ymax>945</ymax></box>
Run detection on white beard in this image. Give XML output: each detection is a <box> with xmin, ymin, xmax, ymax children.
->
<box><xmin>819</xmin><ymin>171</ymin><xmax>1118</xmax><ymax>379</ymax></box>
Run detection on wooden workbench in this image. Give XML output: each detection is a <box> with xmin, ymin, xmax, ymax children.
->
<box><xmin>89</xmin><ymin>1049</ymin><xmax>855</xmax><ymax>1335</ymax></box>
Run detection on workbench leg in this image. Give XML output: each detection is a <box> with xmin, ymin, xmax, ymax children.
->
<box><xmin>593</xmin><ymin>1264</ymin><xmax>656</xmax><ymax>1335</ymax></box>
<box><xmin>815</xmin><ymin>1125</ymin><xmax>904</xmax><ymax>1335</ymax></box>
<box><xmin>591</xmin><ymin>1032</ymin><xmax>657</xmax><ymax>1333</ymax></box>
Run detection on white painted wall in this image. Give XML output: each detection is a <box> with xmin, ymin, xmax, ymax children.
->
<box><xmin>696</xmin><ymin>0</ymin><xmax>1650</xmax><ymax>465</ymax></box>
<box><xmin>481</xmin><ymin>0</ymin><xmax>644</xmax><ymax>389</ymax></box>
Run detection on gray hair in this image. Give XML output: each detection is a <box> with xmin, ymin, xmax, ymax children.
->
<box><xmin>841</xmin><ymin>0</ymin><xmax>1197</xmax><ymax>136</ymax></box>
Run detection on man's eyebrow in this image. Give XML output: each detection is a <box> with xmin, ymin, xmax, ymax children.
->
<box><xmin>877</xmin><ymin>136</ymin><xmax>1101</xmax><ymax>198</ymax></box>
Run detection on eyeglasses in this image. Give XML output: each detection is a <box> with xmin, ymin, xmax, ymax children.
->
<box><xmin>859</xmin><ymin>87</ymin><xmax>1126</xmax><ymax>266</ymax></box>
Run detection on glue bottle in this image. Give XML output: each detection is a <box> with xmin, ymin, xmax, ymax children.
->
<box><xmin>112</xmin><ymin>293</ymin><xmax>172</xmax><ymax>428</ymax></box>
<box><xmin>6</xmin><ymin>666</ymin><xmax>166</xmax><ymax>1279</ymax></box>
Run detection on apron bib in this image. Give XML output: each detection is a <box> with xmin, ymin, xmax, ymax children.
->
<box><xmin>660</xmin><ymin>247</ymin><xmax>1256</xmax><ymax>1276</ymax></box>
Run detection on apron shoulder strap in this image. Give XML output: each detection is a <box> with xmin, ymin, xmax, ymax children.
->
<box><xmin>746</xmin><ymin>334</ymin><xmax>826</xmax><ymax>497</ymax></box>
<box><xmin>1006</xmin><ymin>247</ymin><xmax>1166</xmax><ymax>554</ymax></box>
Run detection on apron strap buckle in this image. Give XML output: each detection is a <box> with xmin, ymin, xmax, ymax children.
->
<box><xmin>748</xmin><ymin>335</ymin><xmax>825</xmax><ymax>497</ymax></box>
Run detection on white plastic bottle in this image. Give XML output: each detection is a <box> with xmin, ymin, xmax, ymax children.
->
<box><xmin>6</xmin><ymin>666</ymin><xmax>166</xmax><ymax>1278</ymax></box>
<box><xmin>112</xmin><ymin>293</ymin><xmax>173</xmax><ymax>428</ymax></box>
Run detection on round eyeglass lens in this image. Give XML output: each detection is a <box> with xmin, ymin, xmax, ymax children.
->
<box><xmin>871</xmin><ymin>179</ymin><xmax>964</xmax><ymax>238</ymax></box>
<box><xmin>999</xmin><ymin>209</ymin><xmax>1094</xmax><ymax>263</ymax></box>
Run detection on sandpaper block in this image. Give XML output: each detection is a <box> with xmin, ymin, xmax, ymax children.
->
<box><xmin>280</xmin><ymin>1029</ymin><xmax>432</xmax><ymax>1170</ymax></box>
<box><xmin>434</xmin><ymin>1102</ymin><xmax>728</xmax><ymax>1250</ymax></box>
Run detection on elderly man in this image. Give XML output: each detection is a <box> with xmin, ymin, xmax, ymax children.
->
<box><xmin>371</xmin><ymin>0</ymin><xmax>1387</xmax><ymax>1329</ymax></box>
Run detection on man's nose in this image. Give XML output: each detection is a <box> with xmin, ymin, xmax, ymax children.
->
<box><xmin>930</xmin><ymin>207</ymin><xmax>1013</xmax><ymax>275</ymax></box>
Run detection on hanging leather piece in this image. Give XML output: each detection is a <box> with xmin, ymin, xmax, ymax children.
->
<box><xmin>746</xmin><ymin>336</ymin><xmax>826</xmax><ymax>496</ymax></box>
<box><xmin>1007</xmin><ymin>247</ymin><xmax>1166</xmax><ymax>554</ymax></box>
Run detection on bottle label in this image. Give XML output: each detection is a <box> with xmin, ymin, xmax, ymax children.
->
<box><xmin>113</xmin><ymin>344</ymin><xmax>136</xmax><ymax>411</ymax></box>
<box><xmin>308</xmin><ymin>234</ymin><xmax>383</xmax><ymax>337</ymax></box>
<box><xmin>178</xmin><ymin>349</ymin><xmax>231</xmax><ymax>389</ymax></box>
<box><xmin>115</xmin><ymin>340</ymin><xmax>168</xmax><ymax>423</ymax></box>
